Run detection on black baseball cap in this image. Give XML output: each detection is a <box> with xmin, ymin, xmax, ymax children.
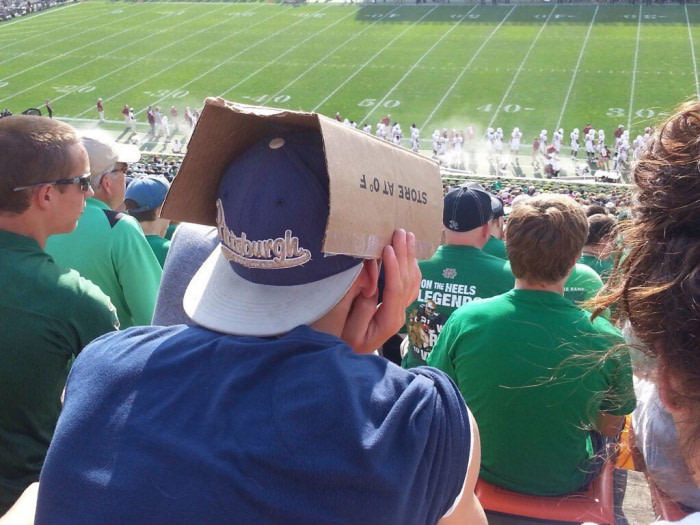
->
<box><xmin>443</xmin><ymin>183</ymin><xmax>493</xmax><ymax>232</ymax></box>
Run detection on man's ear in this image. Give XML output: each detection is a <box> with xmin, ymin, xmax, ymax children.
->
<box><xmin>33</xmin><ymin>184</ymin><xmax>55</xmax><ymax>211</ymax></box>
<box><xmin>480</xmin><ymin>223</ymin><xmax>491</xmax><ymax>243</ymax></box>
<box><xmin>356</xmin><ymin>259</ymin><xmax>379</xmax><ymax>299</ymax></box>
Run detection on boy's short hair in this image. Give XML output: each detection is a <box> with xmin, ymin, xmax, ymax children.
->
<box><xmin>0</xmin><ymin>115</ymin><xmax>79</xmax><ymax>214</ymax></box>
<box><xmin>506</xmin><ymin>194</ymin><xmax>588</xmax><ymax>283</ymax></box>
<box><xmin>586</xmin><ymin>213</ymin><xmax>616</xmax><ymax>245</ymax></box>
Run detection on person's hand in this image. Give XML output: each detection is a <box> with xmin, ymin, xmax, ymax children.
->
<box><xmin>341</xmin><ymin>229</ymin><xmax>421</xmax><ymax>355</ymax></box>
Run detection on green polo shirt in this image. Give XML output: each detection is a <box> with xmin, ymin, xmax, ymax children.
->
<box><xmin>0</xmin><ymin>230</ymin><xmax>119</xmax><ymax>513</ymax></box>
<box><xmin>46</xmin><ymin>198</ymin><xmax>162</xmax><ymax>329</ymax></box>
<box><xmin>146</xmin><ymin>235</ymin><xmax>171</xmax><ymax>268</ymax></box>
<box><xmin>428</xmin><ymin>289</ymin><xmax>635</xmax><ymax>495</ymax></box>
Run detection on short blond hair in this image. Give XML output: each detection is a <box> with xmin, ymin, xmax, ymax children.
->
<box><xmin>506</xmin><ymin>194</ymin><xmax>588</xmax><ymax>283</ymax></box>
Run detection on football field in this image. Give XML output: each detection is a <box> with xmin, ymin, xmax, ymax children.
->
<box><xmin>1</xmin><ymin>0</ymin><xmax>699</xmax><ymax>141</ymax></box>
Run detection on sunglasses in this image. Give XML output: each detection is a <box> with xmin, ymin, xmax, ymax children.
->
<box><xmin>13</xmin><ymin>173</ymin><xmax>92</xmax><ymax>193</ymax></box>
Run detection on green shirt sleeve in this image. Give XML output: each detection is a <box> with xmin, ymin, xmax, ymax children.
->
<box><xmin>427</xmin><ymin>316</ymin><xmax>459</xmax><ymax>382</ymax></box>
<box><xmin>113</xmin><ymin>217</ymin><xmax>162</xmax><ymax>326</ymax></box>
<box><xmin>72</xmin><ymin>276</ymin><xmax>120</xmax><ymax>347</ymax></box>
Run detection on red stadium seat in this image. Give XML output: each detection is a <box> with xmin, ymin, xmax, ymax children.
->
<box><xmin>475</xmin><ymin>461</ymin><xmax>615</xmax><ymax>524</ymax></box>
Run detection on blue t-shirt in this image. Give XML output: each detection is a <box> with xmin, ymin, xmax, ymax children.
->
<box><xmin>36</xmin><ymin>325</ymin><xmax>470</xmax><ymax>525</ymax></box>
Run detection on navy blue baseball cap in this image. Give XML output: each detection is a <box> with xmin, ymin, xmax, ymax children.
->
<box><xmin>184</xmin><ymin>129</ymin><xmax>364</xmax><ymax>337</ymax></box>
<box><xmin>443</xmin><ymin>183</ymin><xmax>493</xmax><ymax>232</ymax></box>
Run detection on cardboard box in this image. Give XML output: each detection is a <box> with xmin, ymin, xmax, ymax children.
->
<box><xmin>162</xmin><ymin>97</ymin><xmax>443</xmax><ymax>260</ymax></box>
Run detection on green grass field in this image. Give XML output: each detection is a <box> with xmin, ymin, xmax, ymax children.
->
<box><xmin>1</xmin><ymin>0</ymin><xmax>699</xmax><ymax>141</ymax></box>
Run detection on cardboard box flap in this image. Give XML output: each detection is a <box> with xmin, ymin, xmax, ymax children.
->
<box><xmin>162</xmin><ymin>98</ymin><xmax>443</xmax><ymax>260</ymax></box>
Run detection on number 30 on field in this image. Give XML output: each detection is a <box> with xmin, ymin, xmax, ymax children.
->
<box><xmin>606</xmin><ymin>107</ymin><xmax>666</xmax><ymax>118</ymax></box>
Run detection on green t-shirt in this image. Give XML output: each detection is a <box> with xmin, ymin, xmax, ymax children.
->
<box><xmin>46</xmin><ymin>198</ymin><xmax>162</xmax><ymax>329</ymax></box>
<box><xmin>428</xmin><ymin>289</ymin><xmax>635</xmax><ymax>496</ymax></box>
<box><xmin>579</xmin><ymin>254</ymin><xmax>614</xmax><ymax>283</ymax></box>
<box><xmin>146</xmin><ymin>235</ymin><xmax>171</xmax><ymax>268</ymax></box>
<box><xmin>0</xmin><ymin>230</ymin><xmax>119</xmax><ymax>512</ymax></box>
<box><xmin>482</xmin><ymin>236</ymin><xmax>507</xmax><ymax>260</ymax></box>
<box><xmin>402</xmin><ymin>244</ymin><xmax>514</xmax><ymax>368</ymax></box>
<box><xmin>564</xmin><ymin>263</ymin><xmax>604</xmax><ymax>304</ymax></box>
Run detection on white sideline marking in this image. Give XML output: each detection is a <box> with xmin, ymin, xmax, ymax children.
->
<box><xmin>70</xmin><ymin>3</ymin><xmax>262</xmax><ymax>116</ymax></box>
<box><xmin>218</xmin><ymin>6</ymin><xmax>356</xmax><ymax>98</ymax></box>
<box><xmin>685</xmin><ymin>4</ymin><xmax>699</xmax><ymax>99</ymax></box>
<box><xmin>263</xmin><ymin>5</ymin><xmax>401</xmax><ymax>105</ymax></box>
<box><xmin>138</xmin><ymin>5</ymin><xmax>332</xmax><ymax>115</ymax></box>
<box><xmin>555</xmin><ymin>5</ymin><xmax>598</xmax><ymax>131</ymax></box>
<box><xmin>360</xmin><ymin>4</ymin><xmax>478</xmax><ymax>125</ymax></box>
<box><xmin>488</xmin><ymin>4</ymin><xmax>556</xmax><ymax>129</ymax></box>
<box><xmin>312</xmin><ymin>4</ymin><xmax>438</xmax><ymax>112</ymax></box>
<box><xmin>0</xmin><ymin>1</ymin><xmax>78</xmax><ymax>28</ymax></box>
<box><xmin>0</xmin><ymin>5</ymin><xmax>112</xmax><ymax>54</ymax></box>
<box><xmin>421</xmin><ymin>5</ymin><xmax>515</xmax><ymax>131</ymax></box>
<box><xmin>0</xmin><ymin>7</ymin><xmax>155</xmax><ymax>87</ymax></box>
<box><xmin>628</xmin><ymin>4</ymin><xmax>642</xmax><ymax>130</ymax></box>
<box><xmin>0</xmin><ymin>5</ymin><xmax>203</xmax><ymax>106</ymax></box>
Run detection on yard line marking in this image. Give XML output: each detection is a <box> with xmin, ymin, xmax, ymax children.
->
<box><xmin>218</xmin><ymin>7</ymin><xmax>357</xmax><ymax>98</ymax></box>
<box><xmin>0</xmin><ymin>6</ymin><xmax>134</xmax><ymax>61</ymax></box>
<box><xmin>685</xmin><ymin>4</ymin><xmax>699</xmax><ymax>98</ymax></box>
<box><xmin>0</xmin><ymin>1</ymin><xmax>79</xmax><ymax>28</ymax></box>
<box><xmin>0</xmin><ymin>5</ymin><xmax>206</xmax><ymax>106</ymax></box>
<box><xmin>0</xmin><ymin>7</ymin><xmax>157</xmax><ymax>85</ymax></box>
<box><xmin>488</xmin><ymin>4</ymin><xmax>556</xmax><ymax>129</ymax></box>
<box><xmin>69</xmin><ymin>4</ymin><xmax>268</xmax><ymax>116</ymax></box>
<box><xmin>262</xmin><ymin>6</ymin><xmax>402</xmax><ymax>105</ymax></box>
<box><xmin>360</xmin><ymin>5</ymin><xmax>478</xmax><ymax>125</ymax></box>
<box><xmin>555</xmin><ymin>5</ymin><xmax>598</xmax><ymax>131</ymax></box>
<box><xmin>132</xmin><ymin>5</ymin><xmax>331</xmax><ymax>116</ymax></box>
<box><xmin>628</xmin><ymin>4</ymin><xmax>642</xmax><ymax>131</ymax></box>
<box><xmin>312</xmin><ymin>5</ymin><xmax>438</xmax><ymax>113</ymax></box>
<box><xmin>421</xmin><ymin>5</ymin><xmax>515</xmax><ymax>130</ymax></box>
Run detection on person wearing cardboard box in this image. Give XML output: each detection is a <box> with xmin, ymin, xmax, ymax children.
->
<box><xmin>30</xmin><ymin>117</ymin><xmax>486</xmax><ymax>524</ymax></box>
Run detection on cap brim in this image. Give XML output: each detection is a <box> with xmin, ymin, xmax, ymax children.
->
<box><xmin>183</xmin><ymin>246</ymin><xmax>363</xmax><ymax>337</ymax></box>
<box><xmin>113</xmin><ymin>142</ymin><xmax>141</xmax><ymax>163</ymax></box>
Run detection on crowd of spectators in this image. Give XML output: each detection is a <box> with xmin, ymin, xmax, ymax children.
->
<box><xmin>0</xmin><ymin>104</ymin><xmax>698</xmax><ymax>524</ymax></box>
<box><xmin>0</xmin><ymin>0</ymin><xmax>67</xmax><ymax>22</ymax></box>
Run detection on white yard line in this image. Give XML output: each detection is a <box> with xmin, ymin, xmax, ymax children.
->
<box><xmin>555</xmin><ymin>4</ymin><xmax>598</xmax><ymax>131</ymax></box>
<box><xmin>218</xmin><ymin>6</ymin><xmax>356</xmax><ymax>98</ymax></box>
<box><xmin>70</xmin><ymin>3</ymin><xmax>258</xmax><ymax>116</ymax></box>
<box><xmin>628</xmin><ymin>4</ymin><xmax>642</xmax><ymax>131</ymax></box>
<box><xmin>420</xmin><ymin>5</ymin><xmax>515</xmax><ymax>131</ymax></box>
<box><xmin>488</xmin><ymin>4</ymin><xmax>556</xmax><ymax>129</ymax></box>
<box><xmin>685</xmin><ymin>4</ymin><xmax>699</xmax><ymax>99</ymax></box>
<box><xmin>133</xmin><ymin>5</ymin><xmax>325</xmax><ymax>115</ymax></box>
<box><xmin>312</xmin><ymin>5</ymin><xmax>438</xmax><ymax>113</ymax></box>
<box><xmin>0</xmin><ymin>8</ymin><xmax>154</xmax><ymax>86</ymax></box>
<box><xmin>0</xmin><ymin>7</ymin><xmax>131</xmax><ymax>61</ymax></box>
<box><xmin>0</xmin><ymin>6</ymin><xmax>204</xmax><ymax>106</ymax></box>
<box><xmin>360</xmin><ymin>4</ymin><xmax>478</xmax><ymax>125</ymax></box>
<box><xmin>0</xmin><ymin>5</ymin><xmax>115</xmax><ymax>53</ymax></box>
<box><xmin>263</xmin><ymin>5</ymin><xmax>401</xmax><ymax>105</ymax></box>
<box><xmin>0</xmin><ymin>1</ymin><xmax>78</xmax><ymax>28</ymax></box>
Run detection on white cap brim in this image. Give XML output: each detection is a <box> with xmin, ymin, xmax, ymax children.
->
<box><xmin>183</xmin><ymin>246</ymin><xmax>364</xmax><ymax>337</ymax></box>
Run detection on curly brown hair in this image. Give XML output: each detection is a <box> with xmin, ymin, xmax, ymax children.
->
<box><xmin>592</xmin><ymin>100</ymin><xmax>700</xmax><ymax>475</ymax></box>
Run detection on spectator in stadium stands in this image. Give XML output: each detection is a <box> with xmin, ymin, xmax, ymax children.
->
<box><xmin>0</xmin><ymin>116</ymin><xmax>118</xmax><ymax>515</ymax></box>
<box><xmin>152</xmin><ymin>223</ymin><xmax>217</xmax><ymax>326</ymax></box>
<box><xmin>45</xmin><ymin>132</ymin><xmax>162</xmax><ymax>329</ymax></box>
<box><xmin>402</xmin><ymin>183</ymin><xmax>514</xmax><ymax>368</ymax></box>
<box><xmin>578</xmin><ymin>213</ymin><xmax>616</xmax><ymax>283</ymax></box>
<box><xmin>123</xmin><ymin>175</ymin><xmax>171</xmax><ymax>268</ymax></box>
<box><xmin>33</xmin><ymin>130</ymin><xmax>486</xmax><ymax>525</ymax></box>
<box><xmin>594</xmin><ymin>101</ymin><xmax>700</xmax><ymax>522</ymax></box>
<box><xmin>429</xmin><ymin>194</ymin><xmax>635</xmax><ymax>497</ymax></box>
<box><xmin>482</xmin><ymin>194</ymin><xmax>507</xmax><ymax>260</ymax></box>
